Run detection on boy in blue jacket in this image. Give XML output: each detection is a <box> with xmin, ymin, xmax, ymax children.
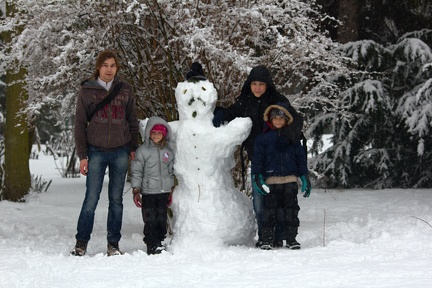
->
<box><xmin>251</xmin><ymin>103</ymin><xmax>311</xmax><ymax>250</ymax></box>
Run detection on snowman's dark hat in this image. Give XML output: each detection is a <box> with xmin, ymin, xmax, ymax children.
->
<box><xmin>186</xmin><ymin>62</ymin><xmax>207</xmax><ymax>81</ymax></box>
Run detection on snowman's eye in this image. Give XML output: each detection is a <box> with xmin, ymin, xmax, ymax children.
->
<box><xmin>201</xmin><ymin>86</ymin><xmax>206</xmax><ymax>91</ymax></box>
<box><xmin>183</xmin><ymin>89</ymin><xmax>187</xmax><ymax>94</ymax></box>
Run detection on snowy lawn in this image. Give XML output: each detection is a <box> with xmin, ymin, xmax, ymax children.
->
<box><xmin>1</xmin><ymin>152</ymin><xmax>432</xmax><ymax>288</ymax></box>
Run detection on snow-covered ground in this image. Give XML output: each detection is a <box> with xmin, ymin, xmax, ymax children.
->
<box><xmin>1</xmin><ymin>150</ymin><xmax>432</xmax><ymax>288</ymax></box>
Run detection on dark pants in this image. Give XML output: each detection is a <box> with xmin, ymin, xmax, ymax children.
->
<box><xmin>141</xmin><ymin>193</ymin><xmax>170</xmax><ymax>247</ymax></box>
<box><xmin>261</xmin><ymin>182</ymin><xmax>300</xmax><ymax>245</ymax></box>
<box><xmin>252</xmin><ymin>176</ymin><xmax>285</xmax><ymax>242</ymax></box>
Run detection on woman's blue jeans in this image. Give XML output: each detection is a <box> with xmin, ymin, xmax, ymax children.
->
<box><xmin>75</xmin><ymin>145</ymin><xmax>129</xmax><ymax>243</ymax></box>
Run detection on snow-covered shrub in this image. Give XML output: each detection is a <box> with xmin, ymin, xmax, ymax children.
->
<box><xmin>0</xmin><ymin>0</ymin><xmax>344</xmax><ymax>117</ymax></box>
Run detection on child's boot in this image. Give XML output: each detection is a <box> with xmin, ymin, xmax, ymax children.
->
<box><xmin>147</xmin><ymin>242</ymin><xmax>165</xmax><ymax>255</ymax></box>
<box><xmin>260</xmin><ymin>227</ymin><xmax>274</xmax><ymax>250</ymax></box>
<box><xmin>286</xmin><ymin>227</ymin><xmax>301</xmax><ymax>250</ymax></box>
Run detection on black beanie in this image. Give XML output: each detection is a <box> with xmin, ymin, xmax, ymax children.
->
<box><xmin>269</xmin><ymin>108</ymin><xmax>289</xmax><ymax>121</ymax></box>
<box><xmin>186</xmin><ymin>62</ymin><xmax>206</xmax><ymax>81</ymax></box>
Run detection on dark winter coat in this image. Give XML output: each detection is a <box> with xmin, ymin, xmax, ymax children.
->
<box><xmin>74</xmin><ymin>76</ymin><xmax>139</xmax><ymax>160</ymax></box>
<box><xmin>219</xmin><ymin>65</ymin><xmax>303</xmax><ymax>157</ymax></box>
<box><xmin>130</xmin><ymin>117</ymin><xmax>175</xmax><ymax>195</ymax></box>
<box><xmin>251</xmin><ymin>102</ymin><xmax>308</xmax><ymax>178</ymax></box>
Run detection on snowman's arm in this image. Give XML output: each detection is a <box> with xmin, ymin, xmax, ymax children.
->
<box><xmin>221</xmin><ymin>117</ymin><xmax>252</xmax><ymax>144</ymax></box>
<box><xmin>139</xmin><ymin>118</ymin><xmax>149</xmax><ymax>142</ymax></box>
<box><xmin>168</xmin><ymin>120</ymin><xmax>179</xmax><ymax>136</ymax></box>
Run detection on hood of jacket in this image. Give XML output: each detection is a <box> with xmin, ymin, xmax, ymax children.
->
<box><xmin>143</xmin><ymin>116</ymin><xmax>173</xmax><ymax>146</ymax></box>
<box><xmin>240</xmin><ymin>65</ymin><xmax>277</xmax><ymax>97</ymax></box>
<box><xmin>263</xmin><ymin>102</ymin><xmax>294</xmax><ymax>126</ymax></box>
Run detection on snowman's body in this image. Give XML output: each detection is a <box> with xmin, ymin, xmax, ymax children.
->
<box><xmin>169</xmin><ymin>79</ymin><xmax>255</xmax><ymax>249</ymax></box>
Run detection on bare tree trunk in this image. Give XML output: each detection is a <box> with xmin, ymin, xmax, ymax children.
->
<box><xmin>2</xmin><ymin>2</ymin><xmax>31</xmax><ymax>202</ymax></box>
<box><xmin>337</xmin><ymin>0</ymin><xmax>359</xmax><ymax>43</ymax></box>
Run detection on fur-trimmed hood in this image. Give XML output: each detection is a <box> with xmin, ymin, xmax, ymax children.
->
<box><xmin>263</xmin><ymin>103</ymin><xmax>294</xmax><ymax>126</ymax></box>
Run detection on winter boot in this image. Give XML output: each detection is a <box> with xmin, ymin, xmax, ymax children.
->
<box><xmin>255</xmin><ymin>241</ymin><xmax>264</xmax><ymax>248</ymax></box>
<box><xmin>273</xmin><ymin>240</ymin><xmax>284</xmax><ymax>248</ymax></box>
<box><xmin>286</xmin><ymin>228</ymin><xmax>301</xmax><ymax>250</ymax></box>
<box><xmin>260</xmin><ymin>243</ymin><xmax>273</xmax><ymax>250</ymax></box>
<box><xmin>107</xmin><ymin>242</ymin><xmax>124</xmax><ymax>256</ymax></box>
<box><xmin>260</xmin><ymin>226</ymin><xmax>275</xmax><ymax>250</ymax></box>
<box><xmin>286</xmin><ymin>239</ymin><xmax>301</xmax><ymax>250</ymax></box>
<box><xmin>257</xmin><ymin>239</ymin><xmax>283</xmax><ymax>248</ymax></box>
<box><xmin>147</xmin><ymin>243</ymin><xmax>165</xmax><ymax>255</ymax></box>
<box><xmin>70</xmin><ymin>240</ymin><xmax>88</xmax><ymax>256</ymax></box>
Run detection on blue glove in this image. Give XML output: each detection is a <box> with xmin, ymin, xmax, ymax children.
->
<box><xmin>300</xmin><ymin>175</ymin><xmax>312</xmax><ymax>197</ymax></box>
<box><xmin>252</xmin><ymin>174</ymin><xmax>270</xmax><ymax>196</ymax></box>
<box><xmin>212</xmin><ymin>107</ymin><xmax>225</xmax><ymax>127</ymax></box>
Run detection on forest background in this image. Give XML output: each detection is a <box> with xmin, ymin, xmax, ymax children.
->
<box><xmin>0</xmin><ymin>0</ymin><xmax>431</xmax><ymax>202</ymax></box>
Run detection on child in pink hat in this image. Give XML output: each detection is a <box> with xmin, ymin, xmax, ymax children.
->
<box><xmin>130</xmin><ymin>116</ymin><xmax>175</xmax><ymax>255</ymax></box>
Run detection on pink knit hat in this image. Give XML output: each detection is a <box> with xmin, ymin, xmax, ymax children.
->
<box><xmin>151</xmin><ymin>124</ymin><xmax>167</xmax><ymax>137</ymax></box>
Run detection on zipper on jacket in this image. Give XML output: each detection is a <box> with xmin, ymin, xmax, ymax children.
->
<box><xmin>277</xmin><ymin>129</ymin><xmax>285</xmax><ymax>175</ymax></box>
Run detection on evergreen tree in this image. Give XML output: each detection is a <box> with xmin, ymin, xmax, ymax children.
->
<box><xmin>305</xmin><ymin>29</ymin><xmax>432</xmax><ymax>188</ymax></box>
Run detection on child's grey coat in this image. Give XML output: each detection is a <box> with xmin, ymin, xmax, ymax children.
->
<box><xmin>131</xmin><ymin>116</ymin><xmax>175</xmax><ymax>194</ymax></box>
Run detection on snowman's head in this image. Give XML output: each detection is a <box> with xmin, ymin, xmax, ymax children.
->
<box><xmin>175</xmin><ymin>80</ymin><xmax>217</xmax><ymax>121</ymax></box>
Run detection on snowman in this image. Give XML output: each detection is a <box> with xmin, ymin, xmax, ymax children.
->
<box><xmin>168</xmin><ymin>77</ymin><xmax>256</xmax><ymax>250</ymax></box>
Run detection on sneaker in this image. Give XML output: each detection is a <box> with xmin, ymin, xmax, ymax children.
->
<box><xmin>260</xmin><ymin>243</ymin><xmax>273</xmax><ymax>250</ymax></box>
<box><xmin>107</xmin><ymin>242</ymin><xmax>124</xmax><ymax>256</ymax></box>
<box><xmin>70</xmin><ymin>240</ymin><xmax>88</xmax><ymax>256</ymax></box>
<box><xmin>286</xmin><ymin>240</ymin><xmax>301</xmax><ymax>250</ymax></box>
<box><xmin>273</xmin><ymin>240</ymin><xmax>283</xmax><ymax>248</ymax></box>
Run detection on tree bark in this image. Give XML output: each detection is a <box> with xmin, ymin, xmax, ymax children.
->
<box><xmin>337</xmin><ymin>0</ymin><xmax>360</xmax><ymax>43</ymax></box>
<box><xmin>2</xmin><ymin>2</ymin><xmax>31</xmax><ymax>202</ymax></box>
